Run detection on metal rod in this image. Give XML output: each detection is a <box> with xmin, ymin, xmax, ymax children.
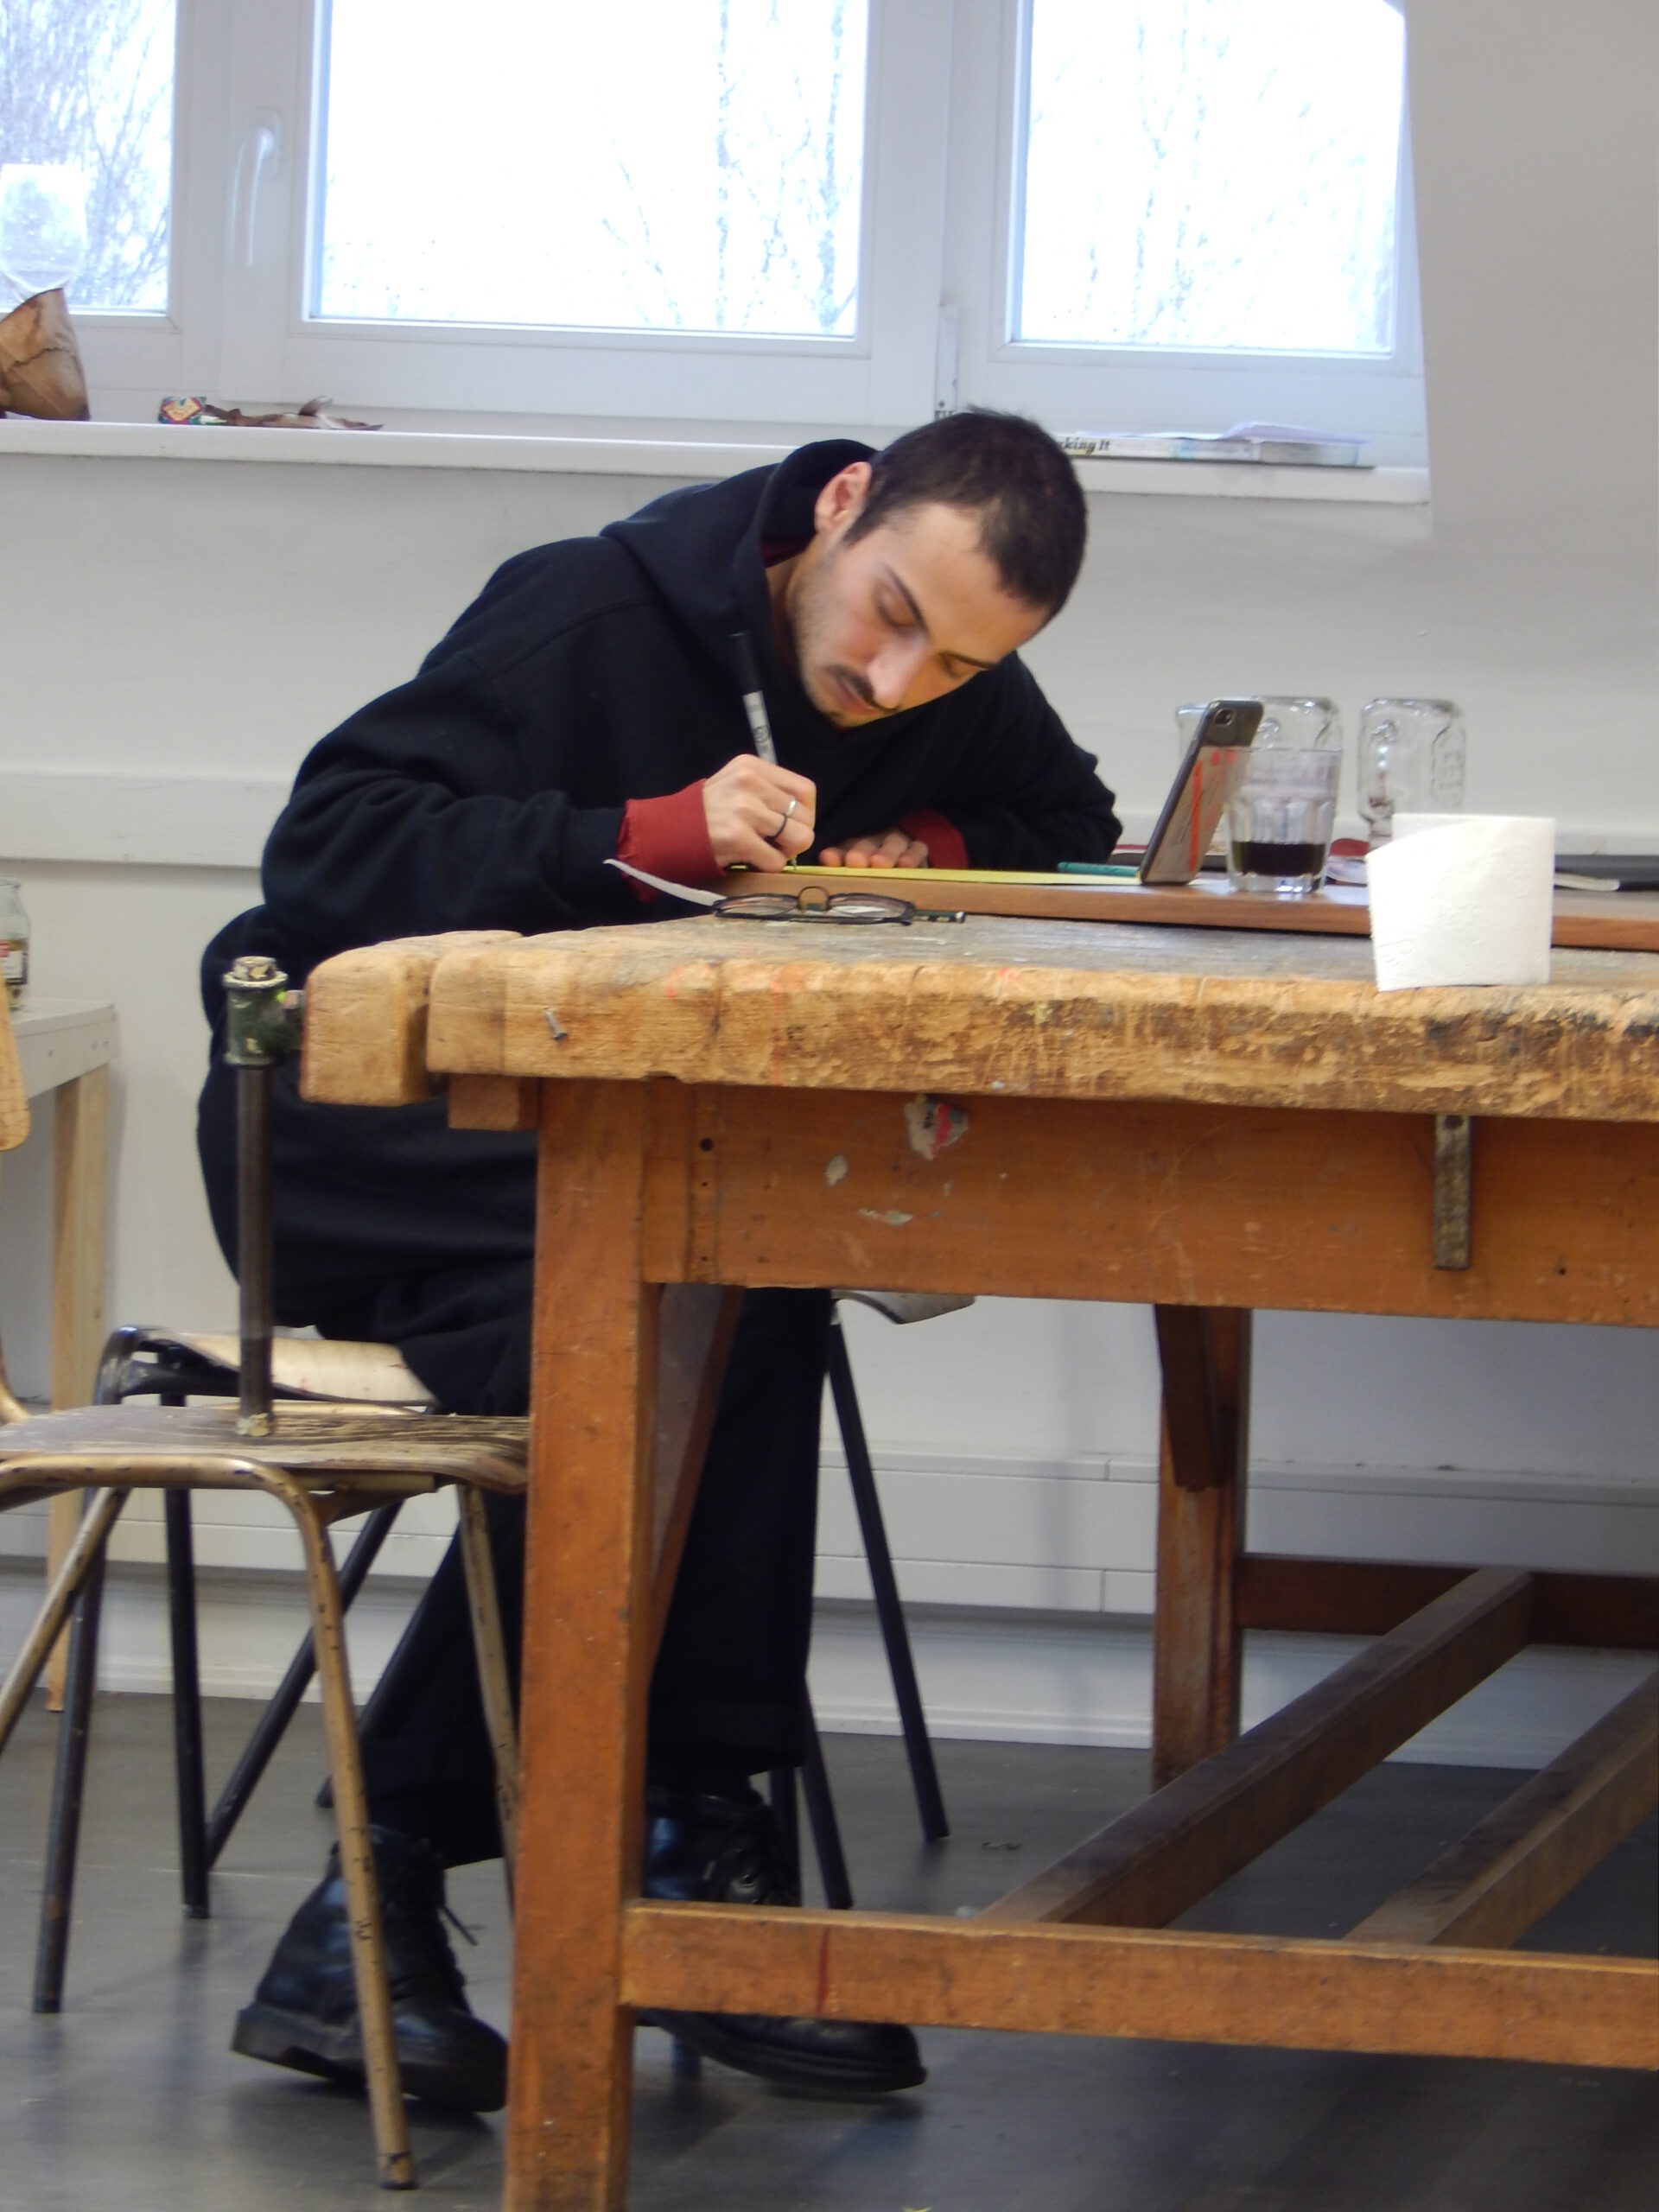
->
<box><xmin>164</xmin><ymin>1484</ymin><xmax>210</xmax><ymax>1916</ymax></box>
<box><xmin>828</xmin><ymin>1317</ymin><xmax>950</xmax><ymax>1840</ymax></box>
<box><xmin>1433</xmin><ymin>1112</ymin><xmax>1475</xmax><ymax>1269</ymax></box>
<box><xmin>767</xmin><ymin>1764</ymin><xmax>802</xmax><ymax>1895</ymax></box>
<box><xmin>235</xmin><ymin>1062</ymin><xmax>275</xmax><ymax>1432</ymax></box>
<box><xmin>206</xmin><ymin>1502</ymin><xmax>403</xmax><ymax>1866</ymax></box>
<box><xmin>33</xmin><ymin>1548</ymin><xmax>108</xmax><ymax>2012</ymax></box>
<box><xmin>799</xmin><ymin>1695</ymin><xmax>854</xmax><ymax>1910</ymax></box>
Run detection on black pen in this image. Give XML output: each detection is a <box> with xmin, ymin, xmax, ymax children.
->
<box><xmin>732</xmin><ymin>632</ymin><xmax>779</xmax><ymax>765</ymax></box>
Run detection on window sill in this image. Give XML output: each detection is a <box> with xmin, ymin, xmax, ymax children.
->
<box><xmin>0</xmin><ymin>416</ymin><xmax>1430</xmax><ymax>504</ymax></box>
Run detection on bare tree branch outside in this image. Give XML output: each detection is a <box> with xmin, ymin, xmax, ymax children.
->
<box><xmin>1022</xmin><ymin>0</ymin><xmax>1403</xmax><ymax>355</ymax></box>
<box><xmin>0</xmin><ymin>0</ymin><xmax>174</xmax><ymax>312</ymax></box>
<box><xmin>0</xmin><ymin>0</ymin><xmax>1403</xmax><ymax>371</ymax></box>
<box><xmin>317</xmin><ymin>0</ymin><xmax>867</xmax><ymax>338</ymax></box>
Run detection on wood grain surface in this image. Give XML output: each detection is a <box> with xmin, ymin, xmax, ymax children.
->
<box><xmin>0</xmin><ymin>1399</ymin><xmax>529</xmax><ymax>1490</ymax></box>
<box><xmin>374</xmin><ymin>916</ymin><xmax>1659</xmax><ymax>1124</ymax></box>
<box><xmin>507</xmin><ymin>1080</ymin><xmax>658</xmax><ymax>2209</ymax></box>
<box><xmin>301</xmin><ymin>929</ymin><xmax>520</xmax><ymax>1105</ymax></box>
<box><xmin>632</xmin><ymin>1085</ymin><xmax>1659</xmax><ymax>1327</ymax></box>
<box><xmin>1151</xmin><ymin>1307</ymin><xmax>1249</xmax><ymax>1785</ymax></box>
<box><xmin>1349</xmin><ymin>1673</ymin><xmax>1659</xmax><ymax>1949</ymax></box>
<box><xmin>982</xmin><ymin>1569</ymin><xmax>1534</xmax><ymax>1928</ymax></box>
<box><xmin>720</xmin><ymin>865</ymin><xmax>1659</xmax><ymax>954</ymax></box>
<box><xmin>1236</xmin><ymin>1557</ymin><xmax>1659</xmax><ymax>1648</ymax></box>
<box><xmin>620</xmin><ymin>1900</ymin><xmax>1659</xmax><ymax>2071</ymax></box>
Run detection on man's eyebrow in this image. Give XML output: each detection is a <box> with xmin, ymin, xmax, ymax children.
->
<box><xmin>879</xmin><ymin>565</ymin><xmax>1000</xmax><ymax>671</ymax></box>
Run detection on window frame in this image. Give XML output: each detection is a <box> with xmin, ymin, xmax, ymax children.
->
<box><xmin>939</xmin><ymin>0</ymin><xmax>1425</xmax><ymax>464</ymax></box>
<box><xmin>226</xmin><ymin>0</ymin><xmax>949</xmax><ymax>425</ymax></box>
<box><xmin>61</xmin><ymin>0</ymin><xmax>1425</xmax><ymax>462</ymax></box>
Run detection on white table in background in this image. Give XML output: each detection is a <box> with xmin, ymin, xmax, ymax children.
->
<box><xmin>10</xmin><ymin>1000</ymin><xmax>119</xmax><ymax>1700</ymax></box>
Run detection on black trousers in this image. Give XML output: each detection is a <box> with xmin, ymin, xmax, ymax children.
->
<box><xmin>197</xmin><ymin>1065</ymin><xmax>831</xmax><ymax>1871</ymax></box>
<box><xmin>356</xmin><ymin>1287</ymin><xmax>831</xmax><ymax>1867</ymax></box>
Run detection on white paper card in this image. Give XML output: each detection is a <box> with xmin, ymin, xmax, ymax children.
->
<box><xmin>1368</xmin><ymin>815</ymin><xmax>1554</xmax><ymax>991</ymax></box>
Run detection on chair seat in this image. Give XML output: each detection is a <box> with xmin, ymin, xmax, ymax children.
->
<box><xmin>0</xmin><ymin>1399</ymin><xmax>529</xmax><ymax>1497</ymax></box>
<box><xmin>833</xmin><ymin>1289</ymin><xmax>976</xmax><ymax>1325</ymax></box>
<box><xmin>138</xmin><ymin>1330</ymin><xmax>434</xmax><ymax>1406</ymax></box>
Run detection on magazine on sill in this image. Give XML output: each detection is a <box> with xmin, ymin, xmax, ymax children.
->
<box><xmin>1059</xmin><ymin>421</ymin><xmax>1370</xmax><ymax>468</ymax></box>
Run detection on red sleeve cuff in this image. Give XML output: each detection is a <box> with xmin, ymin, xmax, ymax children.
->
<box><xmin>897</xmin><ymin>809</ymin><xmax>968</xmax><ymax>872</ymax></box>
<box><xmin>618</xmin><ymin>783</ymin><xmax>719</xmax><ymax>899</ymax></box>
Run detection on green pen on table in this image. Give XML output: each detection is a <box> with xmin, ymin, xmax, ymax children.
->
<box><xmin>1057</xmin><ymin>860</ymin><xmax>1143</xmax><ymax>878</ymax></box>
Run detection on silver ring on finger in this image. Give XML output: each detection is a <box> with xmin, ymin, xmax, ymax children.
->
<box><xmin>784</xmin><ymin>795</ymin><xmax>798</xmax><ymax>819</ymax></box>
<box><xmin>774</xmin><ymin>810</ymin><xmax>790</xmax><ymax>839</ymax></box>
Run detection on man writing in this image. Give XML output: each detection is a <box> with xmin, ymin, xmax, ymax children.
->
<box><xmin>197</xmin><ymin>409</ymin><xmax>1121</xmax><ymax>2113</ymax></box>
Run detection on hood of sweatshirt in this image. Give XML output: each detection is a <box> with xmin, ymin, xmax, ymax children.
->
<box><xmin>599</xmin><ymin>438</ymin><xmax>904</xmax><ymax>802</ymax></box>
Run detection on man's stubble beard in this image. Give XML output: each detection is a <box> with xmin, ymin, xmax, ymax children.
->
<box><xmin>785</xmin><ymin>543</ymin><xmax>889</xmax><ymax>729</ymax></box>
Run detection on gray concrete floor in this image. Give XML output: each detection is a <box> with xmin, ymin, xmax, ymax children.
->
<box><xmin>1</xmin><ymin>1692</ymin><xmax>1654</xmax><ymax>2211</ymax></box>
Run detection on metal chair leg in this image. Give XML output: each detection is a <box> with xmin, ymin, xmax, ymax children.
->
<box><xmin>826</xmin><ymin>1315</ymin><xmax>950</xmax><ymax>1840</ymax></box>
<box><xmin>0</xmin><ymin>1489</ymin><xmax>126</xmax><ymax>1757</ymax></box>
<box><xmin>767</xmin><ymin>1764</ymin><xmax>802</xmax><ymax>1892</ymax></box>
<box><xmin>457</xmin><ymin>1487</ymin><xmax>518</xmax><ymax>1888</ymax></box>
<box><xmin>164</xmin><ymin>1487</ymin><xmax>210</xmax><ymax>1917</ymax></box>
<box><xmin>34</xmin><ymin>1541</ymin><xmax>109</xmax><ymax>2012</ymax></box>
<box><xmin>206</xmin><ymin>1501</ymin><xmax>403</xmax><ymax>1864</ymax></box>
<box><xmin>271</xmin><ymin>1470</ymin><xmax>415</xmax><ymax>2190</ymax></box>
<box><xmin>799</xmin><ymin>1694</ymin><xmax>853</xmax><ymax>1910</ymax></box>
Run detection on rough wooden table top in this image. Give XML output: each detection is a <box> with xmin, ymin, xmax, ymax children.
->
<box><xmin>302</xmin><ymin>916</ymin><xmax>1659</xmax><ymax>1125</ymax></box>
<box><xmin>719</xmin><ymin>866</ymin><xmax>1659</xmax><ymax>956</ymax></box>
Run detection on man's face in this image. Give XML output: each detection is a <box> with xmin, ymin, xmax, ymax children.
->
<box><xmin>778</xmin><ymin>467</ymin><xmax>1051</xmax><ymax>728</ymax></box>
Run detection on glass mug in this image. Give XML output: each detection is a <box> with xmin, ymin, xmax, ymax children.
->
<box><xmin>1226</xmin><ymin>747</ymin><xmax>1341</xmax><ymax>898</ymax></box>
<box><xmin>1177</xmin><ymin>696</ymin><xmax>1341</xmax><ymax>857</ymax></box>
<box><xmin>1357</xmin><ymin>698</ymin><xmax>1466</xmax><ymax>845</ymax></box>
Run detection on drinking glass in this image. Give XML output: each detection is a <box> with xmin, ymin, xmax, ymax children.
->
<box><xmin>1357</xmin><ymin>698</ymin><xmax>1466</xmax><ymax>845</ymax></box>
<box><xmin>1226</xmin><ymin>747</ymin><xmax>1341</xmax><ymax>897</ymax></box>
<box><xmin>1177</xmin><ymin>697</ymin><xmax>1340</xmax><ymax>856</ymax></box>
<box><xmin>0</xmin><ymin>164</ymin><xmax>87</xmax><ymax>301</ymax></box>
<box><xmin>1252</xmin><ymin>695</ymin><xmax>1342</xmax><ymax>752</ymax></box>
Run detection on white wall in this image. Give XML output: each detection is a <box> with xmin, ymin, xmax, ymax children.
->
<box><xmin>0</xmin><ymin>0</ymin><xmax>1654</xmax><ymax>1753</ymax></box>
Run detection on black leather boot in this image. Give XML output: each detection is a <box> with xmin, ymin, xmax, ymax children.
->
<box><xmin>232</xmin><ymin>1826</ymin><xmax>507</xmax><ymax>2113</ymax></box>
<box><xmin>637</xmin><ymin>1785</ymin><xmax>926</xmax><ymax>2094</ymax></box>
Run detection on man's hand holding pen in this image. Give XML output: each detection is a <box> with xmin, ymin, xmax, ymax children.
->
<box><xmin>702</xmin><ymin>754</ymin><xmax>817</xmax><ymax>871</ymax></box>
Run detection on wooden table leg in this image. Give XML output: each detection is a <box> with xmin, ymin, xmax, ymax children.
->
<box><xmin>507</xmin><ymin>1080</ymin><xmax>661</xmax><ymax>2212</ymax></box>
<box><xmin>45</xmin><ymin>1065</ymin><xmax>110</xmax><ymax>1708</ymax></box>
<box><xmin>1150</xmin><ymin>1306</ymin><xmax>1252</xmax><ymax>1789</ymax></box>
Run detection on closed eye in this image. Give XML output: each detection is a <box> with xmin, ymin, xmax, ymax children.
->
<box><xmin>876</xmin><ymin>563</ymin><xmax>999</xmax><ymax>679</ymax></box>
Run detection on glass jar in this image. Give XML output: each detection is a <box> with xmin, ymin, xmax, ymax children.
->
<box><xmin>0</xmin><ymin>879</ymin><xmax>29</xmax><ymax>1008</ymax></box>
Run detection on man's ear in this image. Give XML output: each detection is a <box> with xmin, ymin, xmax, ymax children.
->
<box><xmin>813</xmin><ymin>461</ymin><xmax>873</xmax><ymax>540</ymax></box>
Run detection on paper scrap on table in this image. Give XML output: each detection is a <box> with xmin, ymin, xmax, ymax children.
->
<box><xmin>1367</xmin><ymin>815</ymin><xmax>1554</xmax><ymax>991</ymax></box>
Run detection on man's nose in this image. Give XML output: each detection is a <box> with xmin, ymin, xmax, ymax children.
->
<box><xmin>866</xmin><ymin>634</ymin><xmax>931</xmax><ymax>711</ymax></box>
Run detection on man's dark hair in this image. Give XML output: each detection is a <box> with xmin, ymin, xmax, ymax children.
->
<box><xmin>847</xmin><ymin>409</ymin><xmax>1087</xmax><ymax>617</ymax></box>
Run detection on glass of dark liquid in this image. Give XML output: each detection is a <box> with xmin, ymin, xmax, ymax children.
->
<box><xmin>1226</xmin><ymin>747</ymin><xmax>1341</xmax><ymax>897</ymax></box>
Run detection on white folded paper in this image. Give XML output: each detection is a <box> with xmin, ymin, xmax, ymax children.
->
<box><xmin>1368</xmin><ymin>815</ymin><xmax>1554</xmax><ymax>991</ymax></box>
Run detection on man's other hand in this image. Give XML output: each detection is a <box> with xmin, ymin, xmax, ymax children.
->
<box><xmin>703</xmin><ymin>756</ymin><xmax>817</xmax><ymax>872</ymax></box>
<box><xmin>817</xmin><ymin>831</ymin><xmax>931</xmax><ymax>869</ymax></box>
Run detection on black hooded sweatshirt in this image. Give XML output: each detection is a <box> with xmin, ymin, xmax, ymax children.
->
<box><xmin>197</xmin><ymin>441</ymin><xmax>1120</xmax><ymax>1407</ymax></box>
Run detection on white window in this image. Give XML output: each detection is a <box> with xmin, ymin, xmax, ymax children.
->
<box><xmin>12</xmin><ymin>0</ymin><xmax>1423</xmax><ymax>461</ymax></box>
<box><xmin>944</xmin><ymin>0</ymin><xmax>1422</xmax><ymax>460</ymax></box>
<box><xmin>0</xmin><ymin>0</ymin><xmax>175</xmax><ymax>311</ymax></box>
<box><xmin>315</xmin><ymin>0</ymin><xmax>868</xmax><ymax>340</ymax></box>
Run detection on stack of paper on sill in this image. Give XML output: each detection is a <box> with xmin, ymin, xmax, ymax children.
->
<box><xmin>1059</xmin><ymin>421</ymin><xmax>1370</xmax><ymax>467</ymax></box>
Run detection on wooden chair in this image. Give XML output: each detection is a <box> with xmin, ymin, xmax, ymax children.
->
<box><xmin>67</xmin><ymin>1294</ymin><xmax>957</xmax><ymax>1930</ymax></box>
<box><xmin>0</xmin><ymin>957</ymin><xmax>528</xmax><ymax>2191</ymax></box>
<box><xmin>1</xmin><ymin>949</ymin><xmax>959</xmax><ymax>2176</ymax></box>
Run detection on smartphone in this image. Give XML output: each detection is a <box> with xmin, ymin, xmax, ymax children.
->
<box><xmin>1138</xmin><ymin>699</ymin><xmax>1264</xmax><ymax>885</ymax></box>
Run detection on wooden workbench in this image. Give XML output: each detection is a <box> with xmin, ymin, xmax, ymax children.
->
<box><xmin>717</xmin><ymin>863</ymin><xmax>1659</xmax><ymax>953</ymax></box>
<box><xmin>303</xmin><ymin>915</ymin><xmax>1659</xmax><ymax>2211</ymax></box>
